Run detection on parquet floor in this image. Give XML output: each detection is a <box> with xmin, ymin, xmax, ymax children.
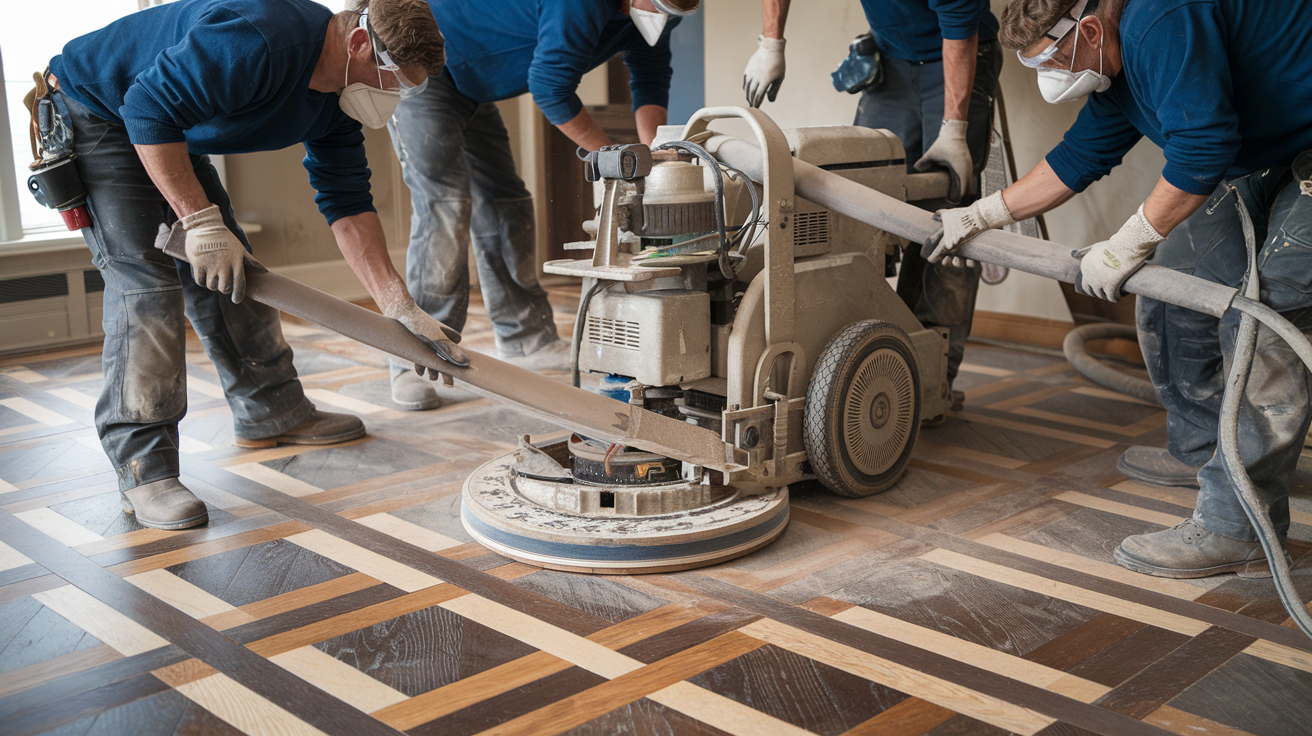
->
<box><xmin>1</xmin><ymin>282</ymin><xmax>1310</xmax><ymax>736</ymax></box>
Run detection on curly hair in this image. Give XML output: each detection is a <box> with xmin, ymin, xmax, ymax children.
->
<box><xmin>998</xmin><ymin>0</ymin><xmax>1125</xmax><ymax>52</ymax></box>
<box><xmin>349</xmin><ymin>0</ymin><xmax>445</xmax><ymax>76</ymax></box>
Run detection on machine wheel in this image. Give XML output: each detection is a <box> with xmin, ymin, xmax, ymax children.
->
<box><xmin>804</xmin><ymin>320</ymin><xmax>921</xmax><ymax>497</ymax></box>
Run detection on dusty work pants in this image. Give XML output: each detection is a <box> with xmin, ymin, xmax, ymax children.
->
<box><xmin>65</xmin><ymin>92</ymin><xmax>312</xmax><ymax>492</ymax></box>
<box><xmin>854</xmin><ymin>40</ymin><xmax>1003</xmax><ymax>387</ymax></box>
<box><xmin>1139</xmin><ymin>164</ymin><xmax>1312</xmax><ymax>542</ymax></box>
<box><xmin>387</xmin><ymin>71</ymin><xmax>558</xmax><ymax>360</ymax></box>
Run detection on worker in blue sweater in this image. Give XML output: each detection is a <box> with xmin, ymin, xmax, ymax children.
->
<box><xmin>386</xmin><ymin>0</ymin><xmax>697</xmax><ymax>411</ymax></box>
<box><xmin>747</xmin><ymin>0</ymin><xmax>1002</xmax><ymax>408</ymax></box>
<box><xmin>931</xmin><ymin>0</ymin><xmax>1312</xmax><ymax>578</ymax></box>
<box><xmin>38</xmin><ymin>0</ymin><xmax>449</xmax><ymax>530</ymax></box>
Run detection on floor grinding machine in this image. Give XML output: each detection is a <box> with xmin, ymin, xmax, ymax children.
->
<box><xmin>164</xmin><ymin>106</ymin><xmax>1311</xmax><ymax>637</ymax></box>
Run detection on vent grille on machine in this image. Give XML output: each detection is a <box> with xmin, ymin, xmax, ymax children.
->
<box><xmin>793</xmin><ymin>211</ymin><xmax>830</xmax><ymax>247</ymax></box>
<box><xmin>586</xmin><ymin>316</ymin><xmax>641</xmax><ymax>351</ymax></box>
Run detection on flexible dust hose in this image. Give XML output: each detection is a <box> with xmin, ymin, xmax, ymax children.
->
<box><xmin>1062</xmin><ymin>323</ymin><xmax>1160</xmax><ymax>405</ymax></box>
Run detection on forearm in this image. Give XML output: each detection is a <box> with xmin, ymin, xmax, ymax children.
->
<box><xmin>635</xmin><ymin>105</ymin><xmax>666</xmax><ymax>146</ymax></box>
<box><xmin>763</xmin><ymin>0</ymin><xmax>790</xmax><ymax>38</ymax></box>
<box><xmin>941</xmin><ymin>35</ymin><xmax>977</xmax><ymax>122</ymax></box>
<box><xmin>557</xmin><ymin>108</ymin><xmax>611</xmax><ymax>151</ymax></box>
<box><xmin>1141</xmin><ymin>176</ymin><xmax>1209</xmax><ymax>235</ymax></box>
<box><xmin>330</xmin><ymin>211</ymin><xmax>407</xmax><ymax>307</ymax></box>
<box><xmin>134</xmin><ymin>142</ymin><xmax>210</xmax><ymax>217</ymax></box>
<box><xmin>1001</xmin><ymin>159</ymin><xmax>1077</xmax><ymax>221</ymax></box>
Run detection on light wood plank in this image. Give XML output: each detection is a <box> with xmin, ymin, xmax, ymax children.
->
<box><xmin>0</xmin><ymin>539</ymin><xmax>34</xmax><ymax>571</ymax></box>
<box><xmin>15</xmin><ymin>507</ymin><xmax>104</xmax><ymax>546</ymax></box>
<box><xmin>33</xmin><ymin>585</ymin><xmax>169</xmax><ymax>656</ymax></box>
<box><xmin>1054</xmin><ymin>491</ymin><xmax>1186</xmax><ymax>528</ymax></box>
<box><xmin>179</xmin><ymin>435</ymin><xmax>215</xmax><ymax>454</ymax></box>
<box><xmin>353</xmin><ymin>512</ymin><xmax>462</xmax><ymax>552</ymax></box>
<box><xmin>976</xmin><ymin>533</ymin><xmax>1209</xmax><ymax>600</ymax></box>
<box><xmin>303</xmin><ymin>389</ymin><xmax>384</xmax><ymax>415</ymax></box>
<box><xmin>46</xmin><ymin>387</ymin><xmax>97</xmax><ymax>410</ymax></box>
<box><xmin>188</xmin><ymin>377</ymin><xmax>226</xmax><ymax>399</ymax></box>
<box><xmin>958</xmin><ymin>363</ymin><xmax>1015</xmax><ymax>377</ymax></box>
<box><xmin>0</xmin><ymin>397</ymin><xmax>75</xmax><ymax>427</ymax></box>
<box><xmin>648</xmin><ymin>681</ymin><xmax>816</xmax><ymax>736</ymax></box>
<box><xmin>269</xmin><ymin>646</ymin><xmax>408</xmax><ymax>714</ymax></box>
<box><xmin>125</xmin><ymin>568</ymin><xmax>238</xmax><ymax>619</ymax></box>
<box><xmin>1070</xmin><ymin>386</ymin><xmax>1160</xmax><ymax>408</ymax></box>
<box><xmin>832</xmin><ymin>606</ymin><xmax>1111</xmax><ymax>703</ymax></box>
<box><xmin>921</xmin><ymin>548</ymin><xmax>1207</xmax><ymax>636</ymax></box>
<box><xmin>739</xmin><ymin>618</ymin><xmax>1054</xmax><ymax>735</ymax></box>
<box><xmin>1</xmin><ymin>368</ymin><xmax>48</xmax><ymax>383</ymax></box>
<box><xmin>228</xmin><ymin>463</ymin><xmax>323</xmax><ymax>497</ymax></box>
<box><xmin>1243</xmin><ymin>638</ymin><xmax>1312</xmax><ymax>675</ymax></box>
<box><xmin>175</xmin><ymin>673</ymin><xmax>329</xmax><ymax>736</ymax></box>
<box><xmin>284</xmin><ymin>529</ymin><xmax>441</xmax><ymax>592</ymax></box>
<box><xmin>441</xmin><ymin>594</ymin><xmax>640</xmax><ymax>679</ymax></box>
<box><xmin>955</xmin><ymin>411</ymin><xmax>1116</xmax><ymax>449</ymax></box>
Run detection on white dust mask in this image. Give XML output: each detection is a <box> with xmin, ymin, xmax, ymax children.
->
<box><xmin>1036</xmin><ymin>22</ymin><xmax>1111</xmax><ymax>104</ymax></box>
<box><xmin>630</xmin><ymin>8</ymin><xmax>668</xmax><ymax>46</ymax></box>
<box><xmin>339</xmin><ymin>44</ymin><xmax>401</xmax><ymax>128</ymax></box>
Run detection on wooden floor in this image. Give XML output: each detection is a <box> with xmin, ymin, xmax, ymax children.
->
<box><xmin>1</xmin><ymin>282</ymin><xmax>1310</xmax><ymax>736</ymax></box>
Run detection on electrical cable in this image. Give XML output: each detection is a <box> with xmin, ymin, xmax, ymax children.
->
<box><xmin>571</xmin><ymin>278</ymin><xmax>611</xmax><ymax>388</ymax></box>
<box><xmin>657</xmin><ymin>141</ymin><xmax>735</xmax><ymax>280</ymax></box>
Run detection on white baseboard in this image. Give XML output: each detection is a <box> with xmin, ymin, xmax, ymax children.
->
<box><xmin>269</xmin><ymin>249</ymin><xmax>408</xmax><ymax>303</ymax></box>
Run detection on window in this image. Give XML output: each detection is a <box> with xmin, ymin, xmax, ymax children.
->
<box><xmin>2</xmin><ymin>1</ymin><xmax>144</xmax><ymax>236</ymax></box>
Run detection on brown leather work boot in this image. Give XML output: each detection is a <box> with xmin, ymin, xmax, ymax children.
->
<box><xmin>121</xmin><ymin>478</ymin><xmax>208</xmax><ymax>530</ymax></box>
<box><xmin>235</xmin><ymin>409</ymin><xmax>365</xmax><ymax>449</ymax></box>
<box><xmin>1114</xmin><ymin>519</ymin><xmax>1285</xmax><ymax>579</ymax></box>
<box><xmin>391</xmin><ymin>368</ymin><xmax>441</xmax><ymax>411</ymax></box>
<box><xmin>1116</xmin><ymin>446</ymin><xmax>1201</xmax><ymax>488</ymax></box>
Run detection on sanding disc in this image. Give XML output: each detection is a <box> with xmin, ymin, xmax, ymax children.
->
<box><xmin>461</xmin><ymin>453</ymin><xmax>789</xmax><ymax>574</ymax></box>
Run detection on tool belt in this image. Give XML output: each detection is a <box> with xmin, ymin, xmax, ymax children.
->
<box><xmin>831</xmin><ymin>32</ymin><xmax>883</xmax><ymax>95</ymax></box>
<box><xmin>23</xmin><ymin>69</ymin><xmax>89</xmax><ymax>229</ymax></box>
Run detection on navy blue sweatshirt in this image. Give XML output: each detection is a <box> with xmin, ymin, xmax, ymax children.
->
<box><xmin>861</xmin><ymin>0</ymin><xmax>998</xmax><ymax>63</ymax></box>
<box><xmin>428</xmin><ymin>0</ymin><xmax>678</xmax><ymax>126</ymax></box>
<box><xmin>50</xmin><ymin>0</ymin><xmax>372</xmax><ymax>224</ymax></box>
<box><xmin>1047</xmin><ymin>0</ymin><xmax>1312</xmax><ymax>196</ymax></box>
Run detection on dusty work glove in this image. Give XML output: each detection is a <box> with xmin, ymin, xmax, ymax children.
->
<box><xmin>380</xmin><ymin>286</ymin><xmax>469</xmax><ymax>372</ymax></box>
<box><xmin>743</xmin><ymin>36</ymin><xmax>786</xmax><ymax>107</ymax></box>
<box><xmin>915</xmin><ymin>120</ymin><xmax>974</xmax><ymax>203</ymax></box>
<box><xmin>179</xmin><ymin>205</ymin><xmax>247</xmax><ymax>303</ymax></box>
<box><xmin>1076</xmin><ymin>204</ymin><xmax>1165</xmax><ymax>302</ymax></box>
<box><xmin>924</xmin><ymin>190</ymin><xmax>1015</xmax><ymax>268</ymax></box>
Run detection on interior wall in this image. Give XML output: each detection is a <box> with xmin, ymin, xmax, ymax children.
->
<box><xmin>701</xmin><ymin>0</ymin><xmax>1168</xmax><ymax>323</ymax></box>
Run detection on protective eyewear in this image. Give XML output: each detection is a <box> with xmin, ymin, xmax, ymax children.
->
<box><xmin>358</xmin><ymin>10</ymin><xmax>428</xmax><ymax>98</ymax></box>
<box><xmin>1016</xmin><ymin>0</ymin><xmax>1100</xmax><ymax>68</ymax></box>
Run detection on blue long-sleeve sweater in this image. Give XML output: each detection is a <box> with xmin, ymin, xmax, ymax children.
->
<box><xmin>860</xmin><ymin>0</ymin><xmax>998</xmax><ymax>63</ymax></box>
<box><xmin>50</xmin><ymin>0</ymin><xmax>372</xmax><ymax>224</ymax></box>
<box><xmin>427</xmin><ymin>0</ymin><xmax>678</xmax><ymax>126</ymax></box>
<box><xmin>1046</xmin><ymin>0</ymin><xmax>1312</xmax><ymax>196</ymax></box>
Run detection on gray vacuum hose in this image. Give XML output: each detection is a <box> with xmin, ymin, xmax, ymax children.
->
<box><xmin>1062</xmin><ymin>323</ymin><xmax>1160</xmax><ymax>406</ymax></box>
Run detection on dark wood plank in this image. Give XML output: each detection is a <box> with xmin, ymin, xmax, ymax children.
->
<box><xmin>1066</xmin><ymin>624</ymin><xmax>1191</xmax><ymax>688</ymax></box>
<box><xmin>1022</xmin><ymin>613</ymin><xmax>1146</xmax><ymax>673</ymax></box>
<box><xmin>1093</xmin><ymin>625</ymin><xmax>1254</xmax><ymax>718</ymax></box>
<box><xmin>0</xmin><ymin>645</ymin><xmax>186</xmax><ymax>721</ymax></box>
<box><xmin>0</xmin><ymin>596</ymin><xmax>101</xmax><ymax>675</ymax></box>
<box><xmin>223</xmin><ymin>583</ymin><xmax>405</xmax><ymax>645</ymax></box>
<box><xmin>560</xmin><ymin>696</ymin><xmax>732</xmax><ymax>736</ymax></box>
<box><xmin>4</xmin><ymin>672</ymin><xmax>170</xmax><ymax>736</ymax></box>
<box><xmin>618</xmin><ymin>609</ymin><xmax>762</xmax><ymax>665</ymax></box>
<box><xmin>512</xmin><ymin>569</ymin><xmax>665</xmax><ymax>624</ymax></box>
<box><xmin>1167</xmin><ymin>652</ymin><xmax>1312</xmax><ymax>736</ymax></box>
<box><xmin>165</xmin><ymin>538</ymin><xmax>353</xmax><ymax>607</ymax></box>
<box><xmin>686</xmin><ymin>643</ymin><xmax>909</xmax><ymax>736</ymax></box>
<box><xmin>409</xmin><ymin>666</ymin><xmax>608</xmax><ymax>736</ymax></box>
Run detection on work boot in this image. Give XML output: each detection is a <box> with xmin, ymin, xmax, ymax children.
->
<box><xmin>391</xmin><ymin>368</ymin><xmax>441</xmax><ymax>411</ymax></box>
<box><xmin>1114</xmin><ymin>519</ymin><xmax>1284</xmax><ymax>579</ymax></box>
<box><xmin>950</xmin><ymin>389</ymin><xmax>965</xmax><ymax>412</ymax></box>
<box><xmin>121</xmin><ymin>478</ymin><xmax>208</xmax><ymax>530</ymax></box>
<box><xmin>235</xmin><ymin>409</ymin><xmax>366</xmax><ymax>448</ymax></box>
<box><xmin>502</xmin><ymin>337</ymin><xmax>571</xmax><ymax>372</ymax></box>
<box><xmin>1116</xmin><ymin>446</ymin><xmax>1201</xmax><ymax>488</ymax></box>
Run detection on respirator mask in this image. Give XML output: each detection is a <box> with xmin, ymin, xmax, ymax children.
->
<box><xmin>629</xmin><ymin>0</ymin><xmax>699</xmax><ymax>47</ymax></box>
<box><xmin>339</xmin><ymin>10</ymin><xmax>427</xmax><ymax>128</ymax></box>
<box><xmin>1017</xmin><ymin>0</ymin><xmax>1111</xmax><ymax>104</ymax></box>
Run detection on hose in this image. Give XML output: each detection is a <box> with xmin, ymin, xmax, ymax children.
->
<box><xmin>571</xmin><ymin>278</ymin><xmax>610</xmax><ymax>388</ymax></box>
<box><xmin>1062</xmin><ymin>323</ymin><xmax>1160</xmax><ymax>406</ymax></box>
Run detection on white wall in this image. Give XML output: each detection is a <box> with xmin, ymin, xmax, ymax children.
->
<box><xmin>702</xmin><ymin>0</ymin><xmax>1168</xmax><ymax>323</ymax></box>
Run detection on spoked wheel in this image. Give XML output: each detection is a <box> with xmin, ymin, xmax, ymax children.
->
<box><xmin>804</xmin><ymin>320</ymin><xmax>921</xmax><ymax>497</ymax></box>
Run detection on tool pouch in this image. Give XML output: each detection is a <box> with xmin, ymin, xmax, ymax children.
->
<box><xmin>831</xmin><ymin>33</ymin><xmax>883</xmax><ymax>95</ymax></box>
<box><xmin>23</xmin><ymin>71</ymin><xmax>90</xmax><ymax>229</ymax></box>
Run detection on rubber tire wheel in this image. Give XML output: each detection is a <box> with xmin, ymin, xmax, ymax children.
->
<box><xmin>804</xmin><ymin>320</ymin><xmax>921</xmax><ymax>497</ymax></box>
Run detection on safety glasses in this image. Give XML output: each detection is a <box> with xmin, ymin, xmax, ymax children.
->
<box><xmin>358</xmin><ymin>10</ymin><xmax>428</xmax><ymax>98</ymax></box>
<box><xmin>1016</xmin><ymin>0</ymin><xmax>1099</xmax><ymax>68</ymax></box>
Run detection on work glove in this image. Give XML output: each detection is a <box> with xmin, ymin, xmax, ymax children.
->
<box><xmin>924</xmin><ymin>191</ymin><xmax>1015</xmax><ymax>268</ymax></box>
<box><xmin>743</xmin><ymin>36</ymin><xmax>786</xmax><ymax>108</ymax></box>
<box><xmin>914</xmin><ymin>120</ymin><xmax>974</xmax><ymax>203</ymax></box>
<box><xmin>180</xmin><ymin>205</ymin><xmax>247</xmax><ymax>303</ymax></box>
<box><xmin>380</xmin><ymin>288</ymin><xmax>470</xmax><ymax>373</ymax></box>
<box><xmin>1075</xmin><ymin>204</ymin><xmax>1165</xmax><ymax>302</ymax></box>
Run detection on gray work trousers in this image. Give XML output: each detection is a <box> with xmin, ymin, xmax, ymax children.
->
<box><xmin>854</xmin><ymin>41</ymin><xmax>1003</xmax><ymax>387</ymax></box>
<box><xmin>64</xmin><ymin>92</ymin><xmax>311</xmax><ymax>492</ymax></box>
<box><xmin>387</xmin><ymin>71</ymin><xmax>557</xmax><ymax>360</ymax></box>
<box><xmin>1139</xmin><ymin>165</ymin><xmax>1312</xmax><ymax>543</ymax></box>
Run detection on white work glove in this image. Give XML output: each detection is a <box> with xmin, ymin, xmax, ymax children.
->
<box><xmin>743</xmin><ymin>36</ymin><xmax>786</xmax><ymax>108</ymax></box>
<box><xmin>1076</xmin><ymin>204</ymin><xmax>1165</xmax><ymax>302</ymax></box>
<box><xmin>180</xmin><ymin>205</ymin><xmax>246</xmax><ymax>303</ymax></box>
<box><xmin>380</xmin><ymin>285</ymin><xmax>469</xmax><ymax>373</ymax></box>
<box><xmin>915</xmin><ymin>120</ymin><xmax>974</xmax><ymax>203</ymax></box>
<box><xmin>924</xmin><ymin>190</ymin><xmax>1015</xmax><ymax>268</ymax></box>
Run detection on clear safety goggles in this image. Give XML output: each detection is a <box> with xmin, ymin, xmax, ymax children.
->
<box><xmin>358</xmin><ymin>10</ymin><xmax>427</xmax><ymax>98</ymax></box>
<box><xmin>1016</xmin><ymin>0</ymin><xmax>1100</xmax><ymax>68</ymax></box>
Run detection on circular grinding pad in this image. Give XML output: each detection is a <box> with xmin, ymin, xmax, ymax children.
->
<box><xmin>461</xmin><ymin>452</ymin><xmax>789</xmax><ymax>574</ymax></box>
